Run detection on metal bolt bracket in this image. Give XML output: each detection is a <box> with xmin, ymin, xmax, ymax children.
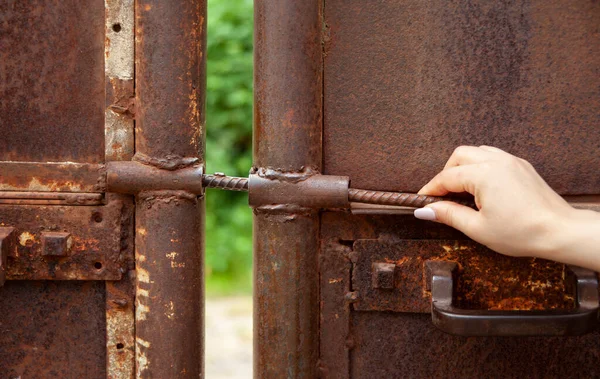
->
<box><xmin>248</xmin><ymin>173</ymin><xmax>350</xmax><ymax>209</ymax></box>
<box><xmin>106</xmin><ymin>161</ymin><xmax>475</xmax><ymax>209</ymax></box>
<box><xmin>106</xmin><ymin>161</ymin><xmax>204</xmax><ymax>195</ymax></box>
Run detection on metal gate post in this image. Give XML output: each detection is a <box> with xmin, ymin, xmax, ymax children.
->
<box><xmin>135</xmin><ymin>0</ymin><xmax>206</xmax><ymax>377</ymax></box>
<box><xmin>253</xmin><ymin>1</ymin><xmax>323</xmax><ymax>377</ymax></box>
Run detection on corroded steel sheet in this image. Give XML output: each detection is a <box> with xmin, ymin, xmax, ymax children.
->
<box><xmin>324</xmin><ymin>0</ymin><xmax>600</xmax><ymax>194</ymax></box>
<box><xmin>351</xmin><ymin>313</ymin><xmax>600</xmax><ymax>378</ymax></box>
<box><xmin>0</xmin><ymin>0</ymin><xmax>105</xmax><ymax>163</ymax></box>
<box><xmin>0</xmin><ymin>281</ymin><xmax>107</xmax><ymax>378</ymax></box>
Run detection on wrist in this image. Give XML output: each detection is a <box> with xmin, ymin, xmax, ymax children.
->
<box><xmin>548</xmin><ymin>208</ymin><xmax>600</xmax><ymax>271</ymax></box>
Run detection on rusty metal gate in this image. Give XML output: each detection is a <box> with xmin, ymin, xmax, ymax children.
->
<box><xmin>253</xmin><ymin>1</ymin><xmax>600</xmax><ymax>378</ymax></box>
<box><xmin>2</xmin><ymin>0</ymin><xmax>600</xmax><ymax>378</ymax></box>
<box><xmin>1</xmin><ymin>0</ymin><xmax>205</xmax><ymax>377</ymax></box>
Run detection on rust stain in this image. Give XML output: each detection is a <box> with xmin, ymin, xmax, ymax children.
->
<box><xmin>18</xmin><ymin>232</ymin><xmax>34</xmax><ymax>247</ymax></box>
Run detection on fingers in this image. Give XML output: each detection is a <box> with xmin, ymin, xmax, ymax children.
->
<box><xmin>415</xmin><ymin>201</ymin><xmax>481</xmax><ymax>236</ymax></box>
<box><xmin>418</xmin><ymin>165</ymin><xmax>481</xmax><ymax>196</ymax></box>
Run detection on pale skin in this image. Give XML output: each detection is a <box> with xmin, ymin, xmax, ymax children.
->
<box><xmin>414</xmin><ymin>145</ymin><xmax>600</xmax><ymax>272</ymax></box>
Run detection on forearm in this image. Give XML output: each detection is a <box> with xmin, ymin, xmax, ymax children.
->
<box><xmin>549</xmin><ymin>208</ymin><xmax>600</xmax><ymax>272</ymax></box>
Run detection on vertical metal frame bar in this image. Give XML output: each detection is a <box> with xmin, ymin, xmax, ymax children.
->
<box><xmin>253</xmin><ymin>1</ymin><xmax>323</xmax><ymax>377</ymax></box>
<box><xmin>134</xmin><ymin>0</ymin><xmax>206</xmax><ymax>377</ymax></box>
<box><xmin>105</xmin><ymin>1</ymin><xmax>136</xmax><ymax>377</ymax></box>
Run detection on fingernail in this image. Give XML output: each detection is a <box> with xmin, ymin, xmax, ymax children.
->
<box><xmin>414</xmin><ymin>207</ymin><xmax>436</xmax><ymax>221</ymax></box>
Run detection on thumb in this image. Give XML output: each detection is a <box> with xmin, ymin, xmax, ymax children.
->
<box><xmin>414</xmin><ymin>201</ymin><xmax>480</xmax><ymax>235</ymax></box>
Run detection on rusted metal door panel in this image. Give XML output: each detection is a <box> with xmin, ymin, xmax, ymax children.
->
<box><xmin>350</xmin><ymin>313</ymin><xmax>600</xmax><ymax>378</ymax></box>
<box><xmin>254</xmin><ymin>1</ymin><xmax>598</xmax><ymax>377</ymax></box>
<box><xmin>0</xmin><ymin>281</ymin><xmax>107</xmax><ymax>378</ymax></box>
<box><xmin>323</xmin><ymin>0</ymin><xmax>600</xmax><ymax>194</ymax></box>
<box><xmin>0</xmin><ymin>0</ymin><xmax>206</xmax><ymax>377</ymax></box>
<box><xmin>316</xmin><ymin>1</ymin><xmax>600</xmax><ymax>374</ymax></box>
<box><xmin>0</xmin><ymin>0</ymin><xmax>106</xmax><ymax>163</ymax></box>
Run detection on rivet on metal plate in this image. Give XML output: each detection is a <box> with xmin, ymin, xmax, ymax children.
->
<box><xmin>41</xmin><ymin>231</ymin><xmax>72</xmax><ymax>257</ymax></box>
<box><xmin>372</xmin><ymin>262</ymin><xmax>396</xmax><ymax>290</ymax></box>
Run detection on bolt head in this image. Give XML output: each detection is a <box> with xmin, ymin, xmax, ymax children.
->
<box><xmin>372</xmin><ymin>262</ymin><xmax>396</xmax><ymax>289</ymax></box>
<box><xmin>41</xmin><ymin>231</ymin><xmax>71</xmax><ymax>257</ymax></box>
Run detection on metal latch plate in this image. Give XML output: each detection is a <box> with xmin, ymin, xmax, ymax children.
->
<box><xmin>351</xmin><ymin>239</ymin><xmax>575</xmax><ymax>313</ymax></box>
<box><xmin>0</xmin><ymin>197</ymin><xmax>133</xmax><ymax>281</ymax></box>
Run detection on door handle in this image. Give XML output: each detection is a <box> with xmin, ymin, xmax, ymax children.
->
<box><xmin>427</xmin><ymin>260</ymin><xmax>599</xmax><ymax>336</ymax></box>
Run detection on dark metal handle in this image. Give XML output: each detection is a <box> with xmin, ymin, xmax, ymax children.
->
<box><xmin>427</xmin><ymin>261</ymin><xmax>599</xmax><ymax>336</ymax></box>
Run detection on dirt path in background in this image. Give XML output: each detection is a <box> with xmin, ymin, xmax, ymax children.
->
<box><xmin>205</xmin><ymin>296</ymin><xmax>253</xmax><ymax>379</ymax></box>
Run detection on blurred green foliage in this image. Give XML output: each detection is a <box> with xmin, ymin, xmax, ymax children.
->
<box><xmin>205</xmin><ymin>0</ymin><xmax>253</xmax><ymax>295</ymax></box>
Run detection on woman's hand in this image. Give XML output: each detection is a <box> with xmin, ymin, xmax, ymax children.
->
<box><xmin>415</xmin><ymin>145</ymin><xmax>600</xmax><ymax>271</ymax></box>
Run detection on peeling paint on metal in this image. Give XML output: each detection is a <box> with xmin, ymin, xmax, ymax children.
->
<box><xmin>105</xmin><ymin>0</ymin><xmax>135</xmax><ymax>162</ymax></box>
<box><xmin>136</xmin><ymin>299</ymin><xmax>150</xmax><ymax>321</ymax></box>
<box><xmin>18</xmin><ymin>232</ymin><xmax>34</xmax><ymax>247</ymax></box>
<box><xmin>137</xmin><ymin>267</ymin><xmax>151</xmax><ymax>283</ymax></box>
<box><xmin>105</xmin><ymin>0</ymin><xmax>134</xmax><ymax>79</ymax></box>
<box><xmin>106</xmin><ymin>274</ymin><xmax>135</xmax><ymax>379</ymax></box>
<box><xmin>136</xmin><ymin>337</ymin><xmax>151</xmax><ymax>348</ymax></box>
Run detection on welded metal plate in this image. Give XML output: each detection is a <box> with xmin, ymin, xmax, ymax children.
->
<box><xmin>324</xmin><ymin>0</ymin><xmax>600</xmax><ymax>194</ymax></box>
<box><xmin>352</xmin><ymin>239</ymin><xmax>573</xmax><ymax>313</ymax></box>
<box><xmin>350</xmin><ymin>312</ymin><xmax>600</xmax><ymax>378</ymax></box>
<box><xmin>0</xmin><ymin>196</ymin><xmax>133</xmax><ymax>280</ymax></box>
<box><xmin>0</xmin><ymin>0</ymin><xmax>105</xmax><ymax>163</ymax></box>
<box><xmin>0</xmin><ymin>281</ymin><xmax>106</xmax><ymax>378</ymax></box>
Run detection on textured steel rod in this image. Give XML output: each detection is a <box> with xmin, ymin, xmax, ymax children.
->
<box><xmin>202</xmin><ymin>173</ymin><xmax>475</xmax><ymax>208</ymax></box>
<box><xmin>202</xmin><ymin>174</ymin><xmax>249</xmax><ymax>191</ymax></box>
<box><xmin>348</xmin><ymin>188</ymin><xmax>476</xmax><ymax>208</ymax></box>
